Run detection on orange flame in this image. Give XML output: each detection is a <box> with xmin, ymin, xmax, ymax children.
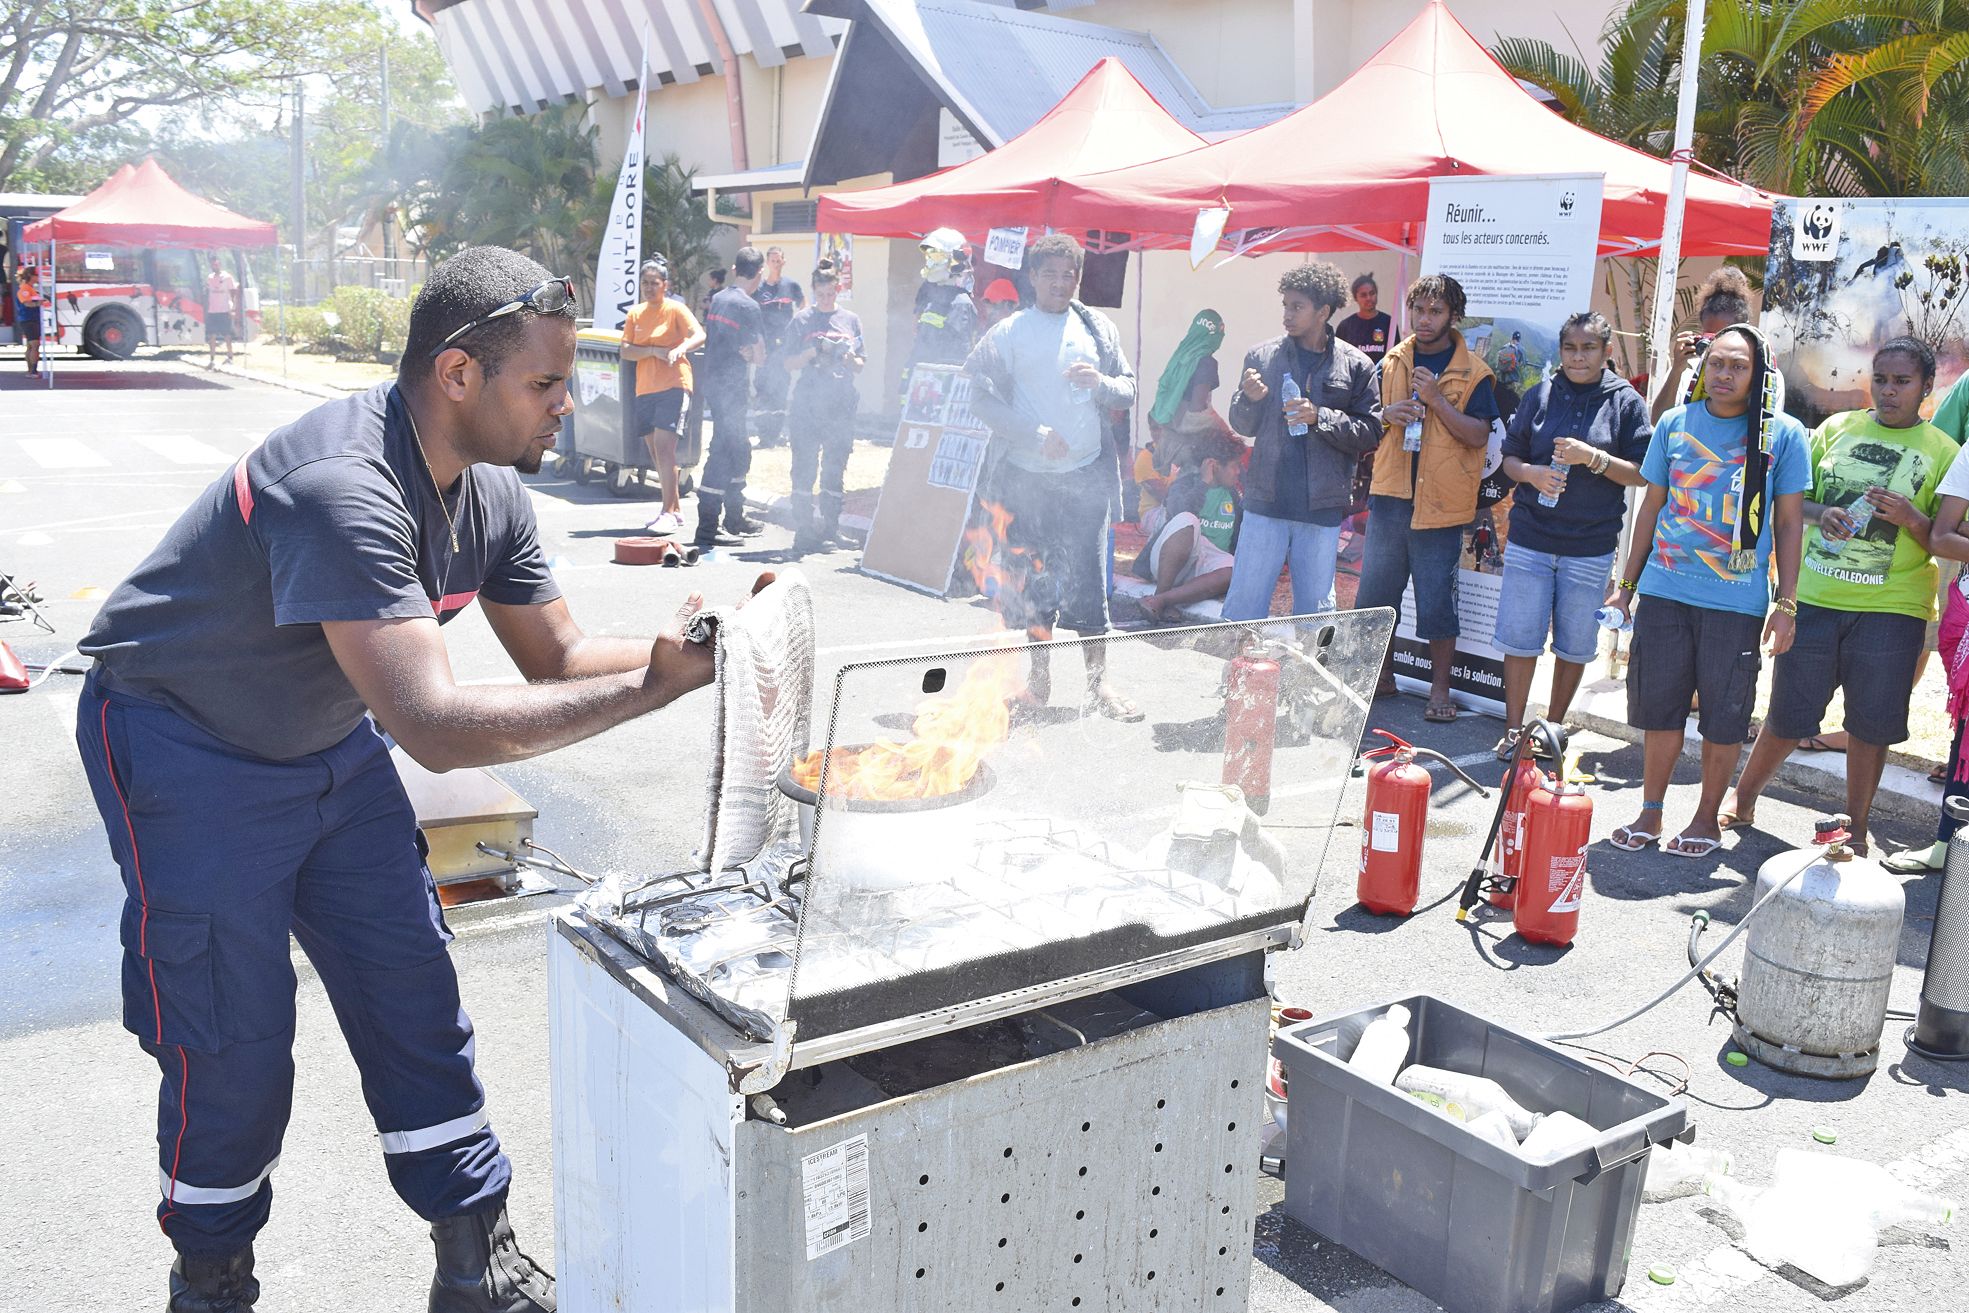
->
<box><xmin>792</xmin><ymin>648</ymin><xmax>1024</xmax><ymax>802</ymax></box>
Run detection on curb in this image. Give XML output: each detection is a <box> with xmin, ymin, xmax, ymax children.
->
<box><xmin>206</xmin><ymin>361</ymin><xmax>352</xmax><ymax>400</ymax></box>
<box><xmin>1566</xmin><ymin>702</ymin><xmax>1944</xmax><ymax>827</ymax></box>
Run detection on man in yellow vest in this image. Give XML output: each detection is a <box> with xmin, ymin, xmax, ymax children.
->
<box><xmin>1356</xmin><ymin>274</ymin><xmax>1499</xmax><ymax>721</ymax></box>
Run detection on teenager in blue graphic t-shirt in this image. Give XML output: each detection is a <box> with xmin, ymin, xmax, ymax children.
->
<box><xmin>1602</xmin><ymin>326</ymin><xmax>1809</xmax><ymax>858</ymax></box>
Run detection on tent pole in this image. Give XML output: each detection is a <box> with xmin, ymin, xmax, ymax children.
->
<box><xmin>1646</xmin><ymin>0</ymin><xmax>1706</xmax><ymax>403</ymax></box>
<box><xmin>1134</xmin><ymin>248</ymin><xmax>1145</xmax><ymax>453</ymax></box>
<box><xmin>46</xmin><ymin>237</ymin><xmax>55</xmax><ymax>390</ymax></box>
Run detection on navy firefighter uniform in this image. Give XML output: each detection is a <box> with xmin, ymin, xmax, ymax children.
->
<box><xmin>74</xmin><ymin>381</ymin><xmax>559</xmax><ymax>1259</ymax></box>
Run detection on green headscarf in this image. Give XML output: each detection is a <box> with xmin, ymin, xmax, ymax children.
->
<box><xmin>1149</xmin><ymin>308</ymin><xmax>1225</xmax><ymax>427</ymax></box>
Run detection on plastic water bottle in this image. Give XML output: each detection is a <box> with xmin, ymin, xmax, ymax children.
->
<box><xmin>1825</xmin><ymin>494</ymin><xmax>1876</xmax><ymax>554</ymax></box>
<box><xmin>1773</xmin><ymin>1148</ymin><xmax>1956</xmax><ymax>1230</ymax></box>
<box><xmin>1702</xmin><ymin>1173</ymin><xmax>1880</xmax><ymax>1287</ymax></box>
<box><xmin>1345</xmin><ymin>1004</ymin><xmax>1412</xmax><ymax>1085</ymax></box>
<box><xmin>1281</xmin><ymin>372</ymin><xmax>1310</xmax><ymax>437</ymax></box>
<box><xmin>1402</xmin><ymin>390</ymin><xmax>1423</xmax><ymax>451</ymax></box>
<box><xmin>1465</xmin><ymin>1110</ymin><xmax>1519</xmax><ymax>1150</ymax></box>
<box><xmin>1595</xmin><ymin>605</ymin><xmax>1634</xmax><ymax>634</ymax></box>
<box><xmin>1644</xmin><ymin>1140</ymin><xmax>1734</xmax><ymax>1201</ymax></box>
<box><xmin>1537</xmin><ymin>464</ymin><xmax>1569</xmax><ymax>508</ymax></box>
<box><xmin>1518</xmin><ymin>1110</ymin><xmax>1596</xmax><ymax>1160</ymax></box>
<box><xmin>1395</xmin><ymin>1066</ymin><xmax>1541</xmax><ymax>1141</ymax></box>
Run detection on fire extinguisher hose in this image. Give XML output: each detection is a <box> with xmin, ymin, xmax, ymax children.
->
<box><xmin>1455</xmin><ymin>718</ymin><xmax>1568</xmax><ymax>919</ymax></box>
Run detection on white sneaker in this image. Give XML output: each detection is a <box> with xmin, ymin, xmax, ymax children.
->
<box><xmin>644</xmin><ymin>511</ymin><xmax>685</xmax><ymax>535</ymax></box>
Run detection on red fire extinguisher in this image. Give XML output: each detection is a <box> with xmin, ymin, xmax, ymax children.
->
<box><xmin>1492</xmin><ymin>752</ymin><xmax>1550</xmax><ymax>910</ymax></box>
<box><xmin>1223</xmin><ymin>648</ymin><xmax>1282</xmax><ymax>814</ymax></box>
<box><xmin>1357</xmin><ymin>729</ymin><xmax>1490</xmax><ymax>916</ymax></box>
<box><xmin>1514</xmin><ymin>758</ymin><xmax>1593</xmax><ymax>947</ymax></box>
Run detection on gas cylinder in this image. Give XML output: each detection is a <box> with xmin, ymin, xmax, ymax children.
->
<box><xmin>1358</xmin><ymin>738</ymin><xmax>1433</xmax><ymax>916</ymax></box>
<box><xmin>1734</xmin><ymin>817</ymin><xmax>1905</xmax><ymax>1078</ymax></box>
<box><xmin>1513</xmin><ymin>768</ymin><xmax>1592</xmax><ymax>946</ymax></box>
<box><xmin>1223</xmin><ymin>648</ymin><xmax>1282</xmax><ymax>814</ymax></box>
<box><xmin>1492</xmin><ymin>754</ymin><xmax>1548</xmax><ymax>909</ymax></box>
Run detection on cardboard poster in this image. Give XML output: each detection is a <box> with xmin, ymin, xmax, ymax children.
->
<box><xmin>859</xmin><ymin>365</ymin><xmax>991</xmax><ymax>594</ymax></box>
<box><xmin>1396</xmin><ymin>173</ymin><xmax>1605</xmax><ymax>716</ymax></box>
<box><xmin>814</xmin><ymin>231</ymin><xmax>854</xmax><ymax>302</ymax></box>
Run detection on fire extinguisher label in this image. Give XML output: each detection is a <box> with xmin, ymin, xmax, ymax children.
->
<box><xmin>1371</xmin><ymin>811</ymin><xmax>1401</xmax><ymax>852</ymax></box>
<box><xmin>1548</xmin><ymin>853</ymin><xmax>1586</xmax><ymax>913</ymax></box>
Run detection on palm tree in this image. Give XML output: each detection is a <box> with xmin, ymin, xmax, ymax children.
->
<box><xmin>422</xmin><ymin>102</ymin><xmax>607</xmax><ymax>288</ymax></box>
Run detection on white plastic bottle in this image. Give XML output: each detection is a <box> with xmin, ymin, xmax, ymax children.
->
<box><xmin>1346</xmin><ymin>1004</ymin><xmax>1412</xmax><ymax>1085</ymax></box>
<box><xmin>1773</xmin><ymin>1148</ymin><xmax>1956</xmax><ymax>1230</ymax></box>
<box><xmin>1395</xmin><ymin>1065</ymin><xmax>1541</xmax><ymax>1140</ymax></box>
<box><xmin>1518</xmin><ymin>1110</ymin><xmax>1595</xmax><ymax>1160</ymax></box>
<box><xmin>1464</xmin><ymin>1109</ymin><xmax>1519</xmax><ymax>1150</ymax></box>
<box><xmin>1702</xmin><ymin>1174</ymin><xmax>1880</xmax><ymax>1287</ymax></box>
<box><xmin>1644</xmin><ymin>1140</ymin><xmax>1734</xmax><ymax>1201</ymax></box>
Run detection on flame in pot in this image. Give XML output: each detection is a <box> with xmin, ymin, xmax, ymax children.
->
<box><xmin>793</xmin><ymin>649</ymin><xmax>1025</xmax><ymax>802</ymax></box>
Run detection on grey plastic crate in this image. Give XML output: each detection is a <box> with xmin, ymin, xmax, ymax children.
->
<box><xmin>1275</xmin><ymin>994</ymin><xmax>1688</xmax><ymax>1313</ymax></box>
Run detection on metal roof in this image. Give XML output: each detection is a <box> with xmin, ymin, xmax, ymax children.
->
<box><xmin>805</xmin><ymin>0</ymin><xmax>1291</xmax><ymax>145</ymax></box>
<box><xmin>425</xmin><ymin>0</ymin><xmax>846</xmax><ymax>115</ymax></box>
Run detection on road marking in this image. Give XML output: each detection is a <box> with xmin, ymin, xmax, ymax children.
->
<box><xmin>133</xmin><ymin>434</ymin><xmax>232</xmax><ymax>465</ymax></box>
<box><xmin>15</xmin><ymin>438</ymin><xmax>109</xmax><ymax>469</ymax></box>
<box><xmin>8</xmin><ymin>507</ymin><xmax>175</xmax><ymax>534</ymax></box>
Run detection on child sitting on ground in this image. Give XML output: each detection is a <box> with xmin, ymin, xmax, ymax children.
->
<box><xmin>1138</xmin><ymin>430</ymin><xmax>1245</xmax><ymax>621</ymax></box>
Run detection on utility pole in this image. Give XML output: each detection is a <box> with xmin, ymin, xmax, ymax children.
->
<box><xmin>291</xmin><ymin>81</ymin><xmax>307</xmax><ymax>304</ymax></box>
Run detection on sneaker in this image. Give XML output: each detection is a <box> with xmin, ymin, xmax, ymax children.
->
<box><xmin>644</xmin><ymin>511</ymin><xmax>685</xmax><ymax>535</ymax></box>
<box><xmin>725</xmin><ymin>517</ymin><xmax>767</xmax><ymax>537</ymax></box>
<box><xmin>695</xmin><ymin>530</ymin><xmax>745</xmax><ymax>549</ymax></box>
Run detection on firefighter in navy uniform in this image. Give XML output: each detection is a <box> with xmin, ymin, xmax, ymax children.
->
<box><xmin>73</xmin><ymin>248</ymin><xmax>724</xmax><ymax>1312</ymax></box>
<box><xmin>909</xmin><ymin>227</ymin><xmax>979</xmax><ymax>373</ymax></box>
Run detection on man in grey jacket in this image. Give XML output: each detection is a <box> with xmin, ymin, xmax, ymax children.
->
<box><xmin>964</xmin><ymin>233</ymin><xmax>1142</xmax><ymax>720</ymax></box>
<box><xmin>1223</xmin><ymin>262</ymin><xmax>1384</xmax><ymax>620</ymax></box>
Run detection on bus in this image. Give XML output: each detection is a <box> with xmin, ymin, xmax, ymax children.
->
<box><xmin>2</xmin><ymin>193</ymin><xmax>262</xmax><ymax>359</ymax></box>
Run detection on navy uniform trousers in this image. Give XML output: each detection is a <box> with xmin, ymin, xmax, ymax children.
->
<box><xmin>75</xmin><ymin>671</ymin><xmax>510</xmax><ymax>1257</ymax></box>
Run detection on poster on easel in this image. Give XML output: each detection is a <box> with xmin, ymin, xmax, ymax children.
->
<box><xmin>1391</xmin><ymin>173</ymin><xmax>1604</xmax><ymax>717</ymax></box>
<box><xmin>858</xmin><ymin>364</ymin><xmax>991</xmax><ymax>594</ymax></box>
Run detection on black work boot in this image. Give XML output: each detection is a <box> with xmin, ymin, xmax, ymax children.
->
<box><xmin>168</xmin><ymin>1248</ymin><xmax>259</xmax><ymax>1311</ymax></box>
<box><xmin>428</xmin><ymin>1201</ymin><xmax>555</xmax><ymax>1312</ymax></box>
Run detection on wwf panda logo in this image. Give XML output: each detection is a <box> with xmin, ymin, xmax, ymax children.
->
<box><xmin>1802</xmin><ymin>203</ymin><xmax>1837</xmax><ymax>242</ymax></box>
<box><xmin>1559</xmin><ymin>191</ymin><xmax>1576</xmax><ymax>216</ymax></box>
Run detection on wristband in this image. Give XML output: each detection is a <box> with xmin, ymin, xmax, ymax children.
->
<box><xmin>1616</xmin><ymin>577</ymin><xmax>1638</xmax><ymax>593</ymax></box>
<box><xmin>1773</xmin><ymin>597</ymin><xmax>1798</xmax><ymax>616</ymax></box>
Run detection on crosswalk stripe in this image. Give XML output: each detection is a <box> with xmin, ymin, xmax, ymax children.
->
<box><xmin>133</xmin><ymin>434</ymin><xmax>233</xmax><ymax>465</ymax></box>
<box><xmin>16</xmin><ymin>438</ymin><xmax>110</xmax><ymax>469</ymax></box>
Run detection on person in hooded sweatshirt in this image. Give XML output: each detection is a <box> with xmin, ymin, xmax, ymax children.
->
<box><xmin>1491</xmin><ymin>311</ymin><xmax>1652</xmax><ymax>759</ymax></box>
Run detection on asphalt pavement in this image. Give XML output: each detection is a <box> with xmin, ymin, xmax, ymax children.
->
<box><xmin>3</xmin><ymin>365</ymin><xmax>1966</xmax><ymax>1311</ymax></box>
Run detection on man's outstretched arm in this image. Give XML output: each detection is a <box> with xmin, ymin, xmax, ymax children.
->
<box><xmin>324</xmin><ymin>593</ymin><xmax>713</xmax><ymax>772</ymax></box>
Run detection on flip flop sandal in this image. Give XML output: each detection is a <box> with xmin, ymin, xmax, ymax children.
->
<box><xmin>1718</xmin><ymin>809</ymin><xmax>1755</xmax><ymax>830</ymax></box>
<box><xmin>1494</xmin><ymin>730</ymin><xmax>1521</xmax><ymax>762</ymax></box>
<box><xmin>1799</xmin><ymin>736</ymin><xmax>1846</xmax><ymax>753</ymax></box>
<box><xmin>1608</xmin><ymin>825</ymin><xmax>1661</xmax><ymax>852</ymax></box>
<box><xmin>1665</xmin><ymin>833</ymin><xmax>1722</xmax><ymax>858</ymax></box>
<box><xmin>1374</xmin><ymin>677</ymin><xmax>1399</xmax><ymax>698</ymax></box>
<box><xmin>1930</xmin><ymin>762</ymin><xmax>1950</xmax><ymax>784</ymax></box>
<box><xmin>1883</xmin><ymin>844</ymin><xmax>1946</xmax><ymax>874</ymax></box>
<box><xmin>1424</xmin><ymin>703</ymin><xmax>1459</xmax><ymax>723</ymax></box>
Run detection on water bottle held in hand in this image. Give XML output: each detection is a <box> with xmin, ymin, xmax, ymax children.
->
<box><xmin>1402</xmin><ymin>390</ymin><xmax>1423</xmax><ymax>451</ymax></box>
<box><xmin>1595</xmin><ymin>605</ymin><xmax>1633</xmax><ymax>633</ymax></box>
<box><xmin>1826</xmin><ymin>493</ymin><xmax>1876</xmax><ymax>554</ymax></box>
<box><xmin>1537</xmin><ymin>464</ymin><xmax>1569</xmax><ymax>508</ymax></box>
<box><xmin>1280</xmin><ymin>373</ymin><xmax>1309</xmax><ymax>437</ymax></box>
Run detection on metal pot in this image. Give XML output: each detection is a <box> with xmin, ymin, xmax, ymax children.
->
<box><xmin>776</xmin><ymin>756</ymin><xmax>996</xmax><ymax>892</ymax></box>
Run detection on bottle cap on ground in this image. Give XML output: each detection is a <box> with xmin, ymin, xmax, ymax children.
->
<box><xmin>1648</xmin><ymin>1267</ymin><xmax>1676</xmax><ymax>1285</ymax></box>
<box><xmin>1726</xmin><ymin>1051</ymin><xmax>1748</xmax><ymax>1067</ymax></box>
<box><xmin>1812</xmin><ymin>1126</ymin><xmax>1838</xmax><ymax>1144</ymax></box>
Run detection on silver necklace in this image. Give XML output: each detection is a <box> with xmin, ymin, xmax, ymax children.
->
<box><xmin>407</xmin><ymin>412</ymin><xmax>469</xmax><ymax>554</ymax></box>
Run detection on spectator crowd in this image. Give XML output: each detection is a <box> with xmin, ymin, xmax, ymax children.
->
<box><xmin>612</xmin><ymin>234</ymin><xmax>1969</xmax><ymax>865</ymax></box>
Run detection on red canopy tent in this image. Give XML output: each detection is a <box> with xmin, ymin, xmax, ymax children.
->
<box><xmin>1047</xmin><ymin>2</ymin><xmax>1777</xmax><ymax>258</ymax></box>
<box><xmin>23</xmin><ymin>157</ymin><xmax>278</xmax><ymax>248</ymax></box>
<box><xmin>816</xmin><ymin>57</ymin><xmax>1207</xmax><ymax>240</ymax></box>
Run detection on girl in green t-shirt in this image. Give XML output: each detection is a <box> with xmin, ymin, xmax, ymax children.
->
<box><xmin>1723</xmin><ymin>337</ymin><xmax>1953</xmax><ymax>856</ymax></box>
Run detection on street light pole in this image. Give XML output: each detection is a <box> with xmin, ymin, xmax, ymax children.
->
<box><xmin>291</xmin><ymin>81</ymin><xmax>307</xmax><ymax>306</ymax></box>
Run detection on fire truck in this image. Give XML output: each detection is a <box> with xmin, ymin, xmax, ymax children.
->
<box><xmin>3</xmin><ymin>192</ymin><xmax>261</xmax><ymax>359</ymax></box>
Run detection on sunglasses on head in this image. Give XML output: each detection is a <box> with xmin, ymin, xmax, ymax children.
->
<box><xmin>430</xmin><ymin>276</ymin><xmax>576</xmax><ymax>358</ymax></box>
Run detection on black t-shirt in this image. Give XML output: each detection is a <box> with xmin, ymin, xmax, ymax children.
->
<box><xmin>704</xmin><ymin>285</ymin><xmax>764</xmax><ymax>381</ymax></box>
<box><xmin>1335</xmin><ymin>311</ymin><xmax>1392</xmax><ymax>362</ymax></box>
<box><xmin>753</xmin><ymin>277</ymin><xmax>805</xmax><ymax>346</ymax></box>
<box><xmin>788</xmin><ymin>304</ymin><xmax>865</xmax><ymax>401</ymax></box>
<box><xmin>79</xmin><ymin>383</ymin><xmax>560</xmax><ymax>760</ymax></box>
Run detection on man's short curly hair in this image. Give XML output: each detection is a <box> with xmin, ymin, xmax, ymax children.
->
<box><xmin>401</xmin><ymin>246</ymin><xmax>573</xmax><ymax>385</ymax></box>
<box><xmin>1278</xmin><ymin>261</ymin><xmax>1347</xmax><ymax>313</ymax></box>
<box><xmin>1404</xmin><ymin>273</ymin><xmax>1468</xmax><ymax>321</ymax></box>
<box><xmin>1028</xmin><ymin>232</ymin><xmax>1086</xmax><ymax>277</ymax></box>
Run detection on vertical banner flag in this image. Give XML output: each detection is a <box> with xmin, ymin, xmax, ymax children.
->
<box><xmin>1392</xmin><ymin>173</ymin><xmax>1604</xmax><ymax>716</ymax></box>
<box><xmin>593</xmin><ymin>33</ymin><xmax>651</xmax><ymax>334</ymax></box>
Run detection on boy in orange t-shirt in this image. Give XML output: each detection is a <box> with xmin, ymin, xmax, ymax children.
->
<box><xmin>620</xmin><ymin>258</ymin><xmax>706</xmax><ymax>534</ymax></box>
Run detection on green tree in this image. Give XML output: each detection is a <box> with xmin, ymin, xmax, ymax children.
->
<box><xmin>417</xmin><ymin>101</ymin><xmax>606</xmax><ymax>286</ymax></box>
